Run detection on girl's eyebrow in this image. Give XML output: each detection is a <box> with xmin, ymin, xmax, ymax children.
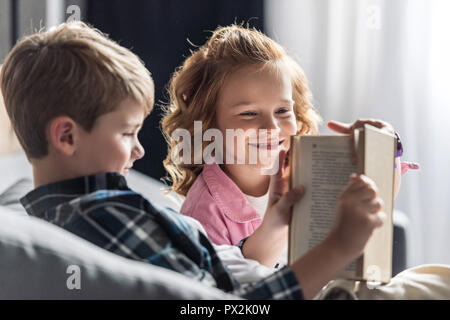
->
<box><xmin>231</xmin><ymin>101</ymin><xmax>255</xmax><ymax>108</ymax></box>
<box><xmin>232</xmin><ymin>99</ymin><xmax>294</xmax><ymax>108</ymax></box>
<box><xmin>280</xmin><ymin>99</ymin><xmax>295</xmax><ymax>105</ymax></box>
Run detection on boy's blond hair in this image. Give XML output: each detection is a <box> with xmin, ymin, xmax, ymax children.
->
<box><xmin>162</xmin><ymin>24</ymin><xmax>322</xmax><ymax>196</ymax></box>
<box><xmin>0</xmin><ymin>21</ymin><xmax>154</xmax><ymax>159</ymax></box>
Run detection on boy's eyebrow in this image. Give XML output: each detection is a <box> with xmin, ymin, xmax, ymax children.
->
<box><xmin>124</xmin><ymin>122</ymin><xmax>144</xmax><ymax>129</ymax></box>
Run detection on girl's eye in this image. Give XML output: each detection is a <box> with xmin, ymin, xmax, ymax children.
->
<box><xmin>123</xmin><ymin>132</ymin><xmax>135</xmax><ymax>137</ymax></box>
<box><xmin>276</xmin><ymin>108</ymin><xmax>294</xmax><ymax>117</ymax></box>
<box><xmin>239</xmin><ymin>111</ymin><xmax>257</xmax><ymax>116</ymax></box>
<box><xmin>276</xmin><ymin>108</ymin><xmax>289</xmax><ymax>114</ymax></box>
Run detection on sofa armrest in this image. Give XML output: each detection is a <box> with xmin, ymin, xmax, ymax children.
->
<box><xmin>392</xmin><ymin>210</ymin><xmax>409</xmax><ymax>276</ymax></box>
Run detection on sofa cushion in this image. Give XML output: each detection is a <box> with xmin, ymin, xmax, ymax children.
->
<box><xmin>0</xmin><ymin>152</ymin><xmax>33</xmax><ymax>195</ymax></box>
<box><xmin>0</xmin><ymin>207</ymin><xmax>237</xmax><ymax>299</ymax></box>
<box><xmin>0</xmin><ymin>177</ymin><xmax>32</xmax><ymax>214</ymax></box>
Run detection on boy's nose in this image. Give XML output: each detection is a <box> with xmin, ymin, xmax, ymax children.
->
<box><xmin>133</xmin><ymin>140</ymin><xmax>145</xmax><ymax>160</ymax></box>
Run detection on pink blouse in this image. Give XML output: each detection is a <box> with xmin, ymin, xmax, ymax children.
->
<box><xmin>181</xmin><ymin>163</ymin><xmax>262</xmax><ymax>246</ymax></box>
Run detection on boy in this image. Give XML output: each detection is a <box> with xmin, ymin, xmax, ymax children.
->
<box><xmin>1</xmin><ymin>22</ymin><xmax>385</xmax><ymax>299</ymax></box>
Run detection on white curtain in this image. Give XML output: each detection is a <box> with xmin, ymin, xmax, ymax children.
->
<box><xmin>265</xmin><ymin>0</ymin><xmax>450</xmax><ymax>267</ymax></box>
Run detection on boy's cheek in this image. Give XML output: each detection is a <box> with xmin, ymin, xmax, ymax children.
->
<box><xmin>81</xmin><ymin>141</ymin><xmax>125</xmax><ymax>172</ymax></box>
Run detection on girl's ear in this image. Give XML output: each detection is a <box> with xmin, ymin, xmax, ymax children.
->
<box><xmin>48</xmin><ymin>116</ymin><xmax>79</xmax><ymax>156</ymax></box>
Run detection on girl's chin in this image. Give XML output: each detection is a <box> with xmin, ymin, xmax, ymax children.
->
<box><xmin>245</xmin><ymin>158</ymin><xmax>278</xmax><ymax>170</ymax></box>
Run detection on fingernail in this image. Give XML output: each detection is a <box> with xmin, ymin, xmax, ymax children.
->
<box><xmin>295</xmin><ymin>185</ymin><xmax>304</xmax><ymax>194</ymax></box>
<box><xmin>409</xmin><ymin>163</ymin><xmax>420</xmax><ymax>169</ymax></box>
<box><xmin>378</xmin><ymin>211</ymin><xmax>387</xmax><ymax>221</ymax></box>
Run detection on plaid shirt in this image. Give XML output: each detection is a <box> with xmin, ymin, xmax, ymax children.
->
<box><xmin>21</xmin><ymin>173</ymin><xmax>303</xmax><ymax>299</ymax></box>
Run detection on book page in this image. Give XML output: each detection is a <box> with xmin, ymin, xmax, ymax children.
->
<box><xmin>359</xmin><ymin>125</ymin><xmax>395</xmax><ymax>283</ymax></box>
<box><xmin>290</xmin><ymin>135</ymin><xmax>357</xmax><ymax>275</ymax></box>
<box><xmin>290</xmin><ymin>127</ymin><xmax>395</xmax><ymax>282</ymax></box>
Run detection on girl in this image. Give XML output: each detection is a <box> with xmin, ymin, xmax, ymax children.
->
<box><xmin>162</xmin><ymin>25</ymin><xmax>413</xmax><ymax>268</ymax></box>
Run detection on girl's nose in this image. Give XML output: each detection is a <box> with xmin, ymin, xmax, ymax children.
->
<box><xmin>260</xmin><ymin>115</ymin><xmax>281</xmax><ymax>132</ymax></box>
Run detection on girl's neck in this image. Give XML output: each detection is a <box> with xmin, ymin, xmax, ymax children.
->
<box><xmin>221</xmin><ymin>164</ymin><xmax>270</xmax><ymax>197</ymax></box>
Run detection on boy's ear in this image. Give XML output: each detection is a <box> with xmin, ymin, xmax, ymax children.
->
<box><xmin>48</xmin><ymin>116</ymin><xmax>80</xmax><ymax>156</ymax></box>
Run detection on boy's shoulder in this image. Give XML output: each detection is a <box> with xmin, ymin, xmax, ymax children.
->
<box><xmin>22</xmin><ymin>172</ymin><xmax>202</xmax><ymax>239</ymax></box>
<box><xmin>21</xmin><ymin>173</ymin><xmax>151</xmax><ymax>220</ymax></box>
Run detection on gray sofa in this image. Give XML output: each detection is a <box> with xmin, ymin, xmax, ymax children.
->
<box><xmin>0</xmin><ymin>153</ymin><xmax>240</xmax><ymax>299</ymax></box>
<box><xmin>0</xmin><ymin>206</ymin><xmax>239</xmax><ymax>299</ymax></box>
<box><xmin>0</xmin><ymin>152</ymin><xmax>408</xmax><ymax>299</ymax></box>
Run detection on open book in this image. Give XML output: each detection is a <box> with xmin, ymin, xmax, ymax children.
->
<box><xmin>288</xmin><ymin>124</ymin><xmax>396</xmax><ymax>283</ymax></box>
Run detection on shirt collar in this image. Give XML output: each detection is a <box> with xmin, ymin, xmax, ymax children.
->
<box><xmin>20</xmin><ymin>172</ymin><xmax>129</xmax><ymax>217</ymax></box>
<box><xmin>201</xmin><ymin>163</ymin><xmax>261</xmax><ymax>223</ymax></box>
<box><xmin>243</xmin><ymin>192</ymin><xmax>269</xmax><ymax>217</ymax></box>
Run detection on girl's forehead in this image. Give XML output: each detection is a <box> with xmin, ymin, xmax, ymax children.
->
<box><xmin>221</xmin><ymin>65</ymin><xmax>292</xmax><ymax>96</ymax></box>
<box><xmin>221</xmin><ymin>62</ymin><xmax>292</xmax><ymax>92</ymax></box>
<box><xmin>229</xmin><ymin>61</ymin><xmax>289</xmax><ymax>77</ymax></box>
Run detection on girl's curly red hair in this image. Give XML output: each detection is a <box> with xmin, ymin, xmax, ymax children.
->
<box><xmin>162</xmin><ymin>24</ymin><xmax>321</xmax><ymax>196</ymax></box>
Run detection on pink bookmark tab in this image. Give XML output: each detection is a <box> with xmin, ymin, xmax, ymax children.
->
<box><xmin>400</xmin><ymin>161</ymin><xmax>420</xmax><ymax>176</ymax></box>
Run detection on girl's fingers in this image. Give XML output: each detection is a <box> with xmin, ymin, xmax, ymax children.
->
<box><xmin>275</xmin><ymin>185</ymin><xmax>305</xmax><ymax>214</ymax></box>
<box><xmin>268</xmin><ymin>150</ymin><xmax>288</xmax><ymax>204</ymax></box>
<box><xmin>353</xmin><ymin>119</ymin><xmax>382</xmax><ymax>129</ymax></box>
<box><xmin>357</xmin><ymin>187</ymin><xmax>378</xmax><ymax>201</ymax></box>
<box><xmin>284</xmin><ymin>149</ymin><xmax>290</xmax><ymax>171</ymax></box>
<box><xmin>328</xmin><ymin>119</ymin><xmax>393</xmax><ymax>135</ymax></box>
<box><xmin>346</xmin><ymin>174</ymin><xmax>371</xmax><ymax>192</ymax></box>
<box><xmin>368</xmin><ymin>211</ymin><xmax>386</xmax><ymax>228</ymax></box>
<box><xmin>346</xmin><ymin>175</ymin><xmax>380</xmax><ymax>203</ymax></box>
<box><xmin>271</xmin><ymin>149</ymin><xmax>287</xmax><ymax>179</ymax></box>
<box><xmin>277</xmin><ymin>149</ymin><xmax>287</xmax><ymax>177</ymax></box>
<box><xmin>327</xmin><ymin>120</ymin><xmax>352</xmax><ymax>134</ymax></box>
<box><xmin>354</xmin><ymin>119</ymin><xmax>394</xmax><ymax>135</ymax></box>
<box><xmin>365</xmin><ymin>197</ymin><xmax>384</xmax><ymax>213</ymax></box>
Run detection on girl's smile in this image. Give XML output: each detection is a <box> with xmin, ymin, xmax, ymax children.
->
<box><xmin>248</xmin><ymin>138</ymin><xmax>285</xmax><ymax>150</ymax></box>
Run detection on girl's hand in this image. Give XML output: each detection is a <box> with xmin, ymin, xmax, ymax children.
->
<box><xmin>264</xmin><ymin>149</ymin><xmax>305</xmax><ymax>230</ymax></box>
<box><xmin>241</xmin><ymin>150</ymin><xmax>305</xmax><ymax>267</ymax></box>
<box><xmin>328</xmin><ymin>119</ymin><xmax>403</xmax><ymax>199</ymax></box>
<box><xmin>328</xmin><ymin>119</ymin><xmax>394</xmax><ymax>133</ymax></box>
<box><xmin>327</xmin><ymin>119</ymin><xmax>395</xmax><ymax>163</ymax></box>
<box><xmin>326</xmin><ymin>174</ymin><xmax>386</xmax><ymax>261</ymax></box>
